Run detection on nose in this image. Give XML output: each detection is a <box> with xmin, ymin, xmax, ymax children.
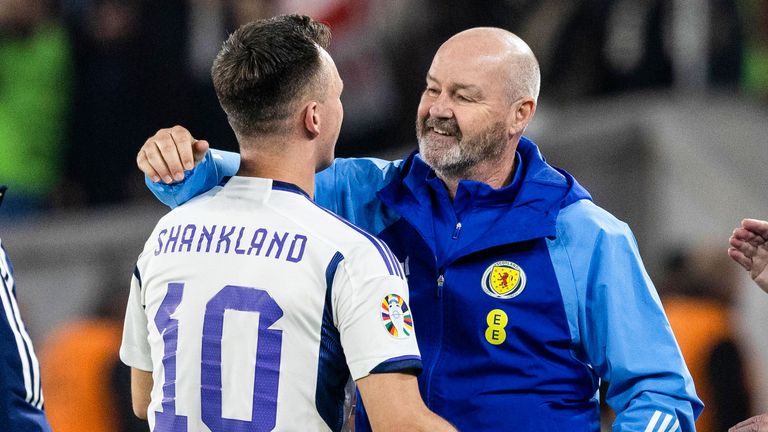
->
<box><xmin>428</xmin><ymin>94</ymin><xmax>453</xmax><ymax>119</ymax></box>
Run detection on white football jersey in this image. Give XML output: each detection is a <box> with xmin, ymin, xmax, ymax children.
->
<box><xmin>120</xmin><ymin>177</ymin><xmax>420</xmax><ymax>432</ymax></box>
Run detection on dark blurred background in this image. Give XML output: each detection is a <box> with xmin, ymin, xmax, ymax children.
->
<box><xmin>1</xmin><ymin>1</ymin><xmax>767</xmax><ymax>430</ymax></box>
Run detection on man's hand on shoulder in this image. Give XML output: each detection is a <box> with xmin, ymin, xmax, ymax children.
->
<box><xmin>137</xmin><ymin>125</ymin><xmax>209</xmax><ymax>184</ymax></box>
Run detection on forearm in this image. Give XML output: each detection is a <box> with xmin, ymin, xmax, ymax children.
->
<box><xmin>357</xmin><ymin>372</ymin><xmax>456</xmax><ymax>432</ymax></box>
<box><xmin>389</xmin><ymin>411</ymin><xmax>457</xmax><ymax>432</ymax></box>
<box><xmin>130</xmin><ymin>368</ymin><xmax>153</xmax><ymax>419</ymax></box>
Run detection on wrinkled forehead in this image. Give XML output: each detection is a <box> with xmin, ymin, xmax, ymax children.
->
<box><xmin>427</xmin><ymin>43</ymin><xmax>512</xmax><ymax>92</ymax></box>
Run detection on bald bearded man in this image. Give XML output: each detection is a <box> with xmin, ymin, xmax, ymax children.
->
<box><xmin>137</xmin><ymin>27</ymin><xmax>702</xmax><ymax>432</ymax></box>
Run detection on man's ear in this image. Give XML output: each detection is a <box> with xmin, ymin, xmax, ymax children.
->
<box><xmin>303</xmin><ymin>101</ymin><xmax>320</xmax><ymax>138</ymax></box>
<box><xmin>508</xmin><ymin>98</ymin><xmax>536</xmax><ymax>136</ymax></box>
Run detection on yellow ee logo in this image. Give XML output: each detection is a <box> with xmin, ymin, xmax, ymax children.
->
<box><xmin>484</xmin><ymin>309</ymin><xmax>508</xmax><ymax>345</ymax></box>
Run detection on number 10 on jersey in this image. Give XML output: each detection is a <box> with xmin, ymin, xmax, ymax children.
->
<box><xmin>154</xmin><ymin>282</ymin><xmax>285</xmax><ymax>432</ymax></box>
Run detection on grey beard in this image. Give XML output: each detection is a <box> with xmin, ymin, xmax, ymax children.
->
<box><xmin>417</xmin><ymin>118</ymin><xmax>507</xmax><ymax>180</ymax></box>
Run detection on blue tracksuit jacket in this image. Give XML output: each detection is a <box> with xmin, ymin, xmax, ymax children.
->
<box><xmin>148</xmin><ymin>136</ymin><xmax>703</xmax><ymax>431</ymax></box>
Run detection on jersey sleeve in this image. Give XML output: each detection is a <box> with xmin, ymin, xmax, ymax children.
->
<box><xmin>145</xmin><ymin>149</ymin><xmax>240</xmax><ymax>209</ymax></box>
<box><xmin>119</xmin><ymin>265</ymin><xmax>152</xmax><ymax>372</ymax></box>
<box><xmin>551</xmin><ymin>201</ymin><xmax>703</xmax><ymax>432</ymax></box>
<box><xmin>331</xmin><ymin>247</ymin><xmax>421</xmax><ymax>381</ymax></box>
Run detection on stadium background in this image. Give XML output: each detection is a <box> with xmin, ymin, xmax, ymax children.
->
<box><xmin>1</xmin><ymin>0</ymin><xmax>767</xmax><ymax>430</ymax></box>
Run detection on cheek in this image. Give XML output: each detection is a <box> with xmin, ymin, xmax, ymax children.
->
<box><xmin>454</xmin><ymin>112</ymin><xmax>477</xmax><ymax>134</ymax></box>
<box><xmin>416</xmin><ymin>98</ymin><xmax>431</xmax><ymax>118</ymax></box>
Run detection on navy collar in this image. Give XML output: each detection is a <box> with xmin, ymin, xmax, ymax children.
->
<box><xmin>423</xmin><ymin>151</ymin><xmax>525</xmax><ymax>214</ymax></box>
<box><xmin>377</xmin><ymin>136</ymin><xmax>592</xmax><ymax>258</ymax></box>
<box><xmin>271</xmin><ymin>180</ymin><xmax>311</xmax><ymax>199</ymax></box>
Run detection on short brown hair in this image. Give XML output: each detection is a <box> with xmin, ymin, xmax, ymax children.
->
<box><xmin>211</xmin><ymin>14</ymin><xmax>331</xmax><ymax>136</ymax></box>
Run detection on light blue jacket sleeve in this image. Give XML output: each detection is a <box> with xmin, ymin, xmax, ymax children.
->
<box><xmin>315</xmin><ymin>157</ymin><xmax>402</xmax><ymax>233</ymax></box>
<box><xmin>145</xmin><ymin>149</ymin><xmax>240</xmax><ymax>208</ymax></box>
<box><xmin>548</xmin><ymin>200</ymin><xmax>703</xmax><ymax>432</ymax></box>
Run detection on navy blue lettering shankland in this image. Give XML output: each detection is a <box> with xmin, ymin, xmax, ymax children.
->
<box><xmin>153</xmin><ymin>223</ymin><xmax>307</xmax><ymax>263</ymax></box>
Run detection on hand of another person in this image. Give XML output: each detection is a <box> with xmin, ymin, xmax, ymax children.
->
<box><xmin>729</xmin><ymin>413</ymin><xmax>768</xmax><ymax>432</ymax></box>
<box><xmin>728</xmin><ymin>218</ymin><xmax>768</xmax><ymax>293</ymax></box>
<box><xmin>136</xmin><ymin>126</ymin><xmax>209</xmax><ymax>184</ymax></box>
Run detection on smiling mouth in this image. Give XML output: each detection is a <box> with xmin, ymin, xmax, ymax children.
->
<box><xmin>422</xmin><ymin>116</ymin><xmax>461</xmax><ymax>139</ymax></box>
<box><xmin>430</xmin><ymin>128</ymin><xmax>454</xmax><ymax>137</ymax></box>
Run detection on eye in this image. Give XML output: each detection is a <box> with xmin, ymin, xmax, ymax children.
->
<box><xmin>425</xmin><ymin>87</ymin><xmax>439</xmax><ymax>97</ymax></box>
<box><xmin>456</xmin><ymin>94</ymin><xmax>473</xmax><ymax>102</ymax></box>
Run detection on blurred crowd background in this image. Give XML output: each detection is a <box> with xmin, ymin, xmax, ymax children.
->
<box><xmin>1</xmin><ymin>0</ymin><xmax>767</xmax><ymax>431</ymax></box>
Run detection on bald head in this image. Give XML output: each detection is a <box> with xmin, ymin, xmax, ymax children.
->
<box><xmin>437</xmin><ymin>27</ymin><xmax>540</xmax><ymax>102</ymax></box>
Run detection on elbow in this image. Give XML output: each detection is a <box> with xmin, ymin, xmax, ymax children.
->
<box><xmin>129</xmin><ymin>367</ymin><xmax>153</xmax><ymax>420</ymax></box>
<box><xmin>132</xmin><ymin>402</ymin><xmax>148</xmax><ymax>420</ymax></box>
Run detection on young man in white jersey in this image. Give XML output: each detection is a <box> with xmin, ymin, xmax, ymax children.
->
<box><xmin>119</xmin><ymin>15</ymin><xmax>455</xmax><ymax>432</ymax></box>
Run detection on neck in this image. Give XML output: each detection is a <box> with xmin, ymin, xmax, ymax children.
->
<box><xmin>236</xmin><ymin>139</ymin><xmax>316</xmax><ymax>198</ymax></box>
<box><xmin>437</xmin><ymin>145</ymin><xmax>518</xmax><ymax>200</ymax></box>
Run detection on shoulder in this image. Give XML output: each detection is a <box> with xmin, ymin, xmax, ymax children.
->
<box><xmin>311</xmin><ymin>201</ymin><xmax>399</xmax><ymax>252</ymax></box>
<box><xmin>549</xmin><ymin>199</ymin><xmax>642</xmax><ymax>278</ymax></box>
<box><xmin>556</xmin><ymin>199</ymin><xmax>632</xmax><ymax>241</ymax></box>
<box><xmin>297</xmin><ymin>202</ymin><xmax>403</xmax><ymax>279</ymax></box>
<box><xmin>317</xmin><ymin>157</ymin><xmax>402</xmax><ymax>192</ymax></box>
<box><xmin>156</xmin><ymin>183</ymin><xmax>224</xmax><ymax>222</ymax></box>
<box><xmin>136</xmin><ymin>186</ymin><xmax>222</xmax><ymax>256</ymax></box>
<box><xmin>324</xmin><ymin>157</ymin><xmax>403</xmax><ymax>177</ymax></box>
<box><xmin>315</xmin><ymin>157</ymin><xmax>404</xmax><ymax>227</ymax></box>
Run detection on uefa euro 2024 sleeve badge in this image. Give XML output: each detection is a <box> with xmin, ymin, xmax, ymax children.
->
<box><xmin>381</xmin><ymin>294</ymin><xmax>414</xmax><ymax>338</ymax></box>
<box><xmin>481</xmin><ymin>261</ymin><xmax>527</xmax><ymax>299</ymax></box>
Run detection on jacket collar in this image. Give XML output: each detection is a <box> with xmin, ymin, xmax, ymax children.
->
<box><xmin>378</xmin><ymin>137</ymin><xmax>591</xmax><ymax>257</ymax></box>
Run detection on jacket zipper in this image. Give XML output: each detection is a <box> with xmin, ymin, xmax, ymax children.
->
<box><xmin>426</xmin><ymin>269</ymin><xmax>446</xmax><ymax>408</ymax></box>
<box><xmin>427</xmin><ymin>221</ymin><xmax>456</xmax><ymax>406</ymax></box>
<box><xmin>451</xmin><ymin>222</ymin><xmax>462</xmax><ymax>240</ymax></box>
